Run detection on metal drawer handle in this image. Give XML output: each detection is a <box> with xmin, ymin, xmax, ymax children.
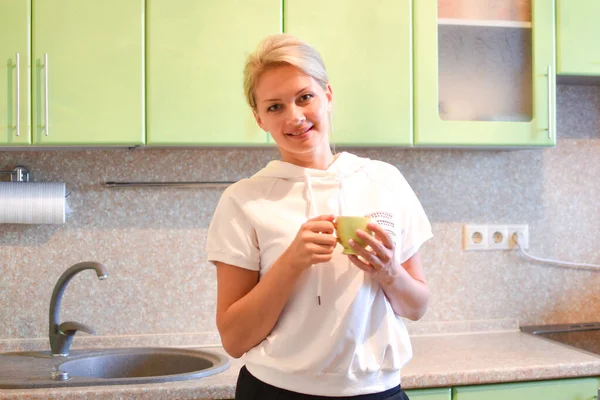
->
<box><xmin>547</xmin><ymin>64</ymin><xmax>552</xmax><ymax>140</ymax></box>
<box><xmin>15</xmin><ymin>53</ymin><xmax>20</xmax><ymax>137</ymax></box>
<box><xmin>44</xmin><ymin>53</ymin><xmax>49</xmax><ymax>136</ymax></box>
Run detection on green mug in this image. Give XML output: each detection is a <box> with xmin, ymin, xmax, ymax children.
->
<box><xmin>335</xmin><ymin>216</ymin><xmax>373</xmax><ymax>255</ymax></box>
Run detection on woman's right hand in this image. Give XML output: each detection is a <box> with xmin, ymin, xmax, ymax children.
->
<box><xmin>281</xmin><ymin>214</ymin><xmax>337</xmax><ymax>271</ymax></box>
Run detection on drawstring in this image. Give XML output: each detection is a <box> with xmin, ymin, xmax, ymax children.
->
<box><xmin>304</xmin><ymin>169</ymin><xmax>348</xmax><ymax>306</ymax></box>
<box><xmin>337</xmin><ymin>171</ymin><xmax>352</xmax><ymax>272</ymax></box>
<box><xmin>304</xmin><ymin>171</ymin><xmax>318</xmax><ymax>217</ymax></box>
<box><xmin>337</xmin><ymin>171</ymin><xmax>347</xmax><ymax>216</ymax></box>
<box><xmin>303</xmin><ymin>172</ymin><xmax>322</xmax><ymax>305</ymax></box>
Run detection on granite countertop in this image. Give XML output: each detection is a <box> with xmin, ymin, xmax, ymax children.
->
<box><xmin>2</xmin><ymin>331</ymin><xmax>600</xmax><ymax>399</ymax></box>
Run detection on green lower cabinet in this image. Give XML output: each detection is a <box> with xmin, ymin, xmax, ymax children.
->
<box><xmin>453</xmin><ymin>378</ymin><xmax>600</xmax><ymax>400</ymax></box>
<box><xmin>146</xmin><ymin>0</ymin><xmax>280</xmax><ymax>146</ymax></box>
<box><xmin>227</xmin><ymin>379</ymin><xmax>600</xmax><ymax>399</ymax></box>
<box><xmin>405</xmin><ymin>387</ymin><xmax>451</xmax><ymax>399</ymax></box>
<box><xmin>284</xmin><ymin>0</ymin><xmax>412</xmax><ymax>147</ymax></box>
<box><xmin>556</xmin><ymin>0</ymin><xmax>600</xmax><ymax>76</ymax></box>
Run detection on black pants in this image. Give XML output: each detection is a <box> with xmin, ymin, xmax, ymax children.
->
<box><xmin>235</xmin><ymin>366</ymin><xmax>410</xmax><ymax>400</ymax></box>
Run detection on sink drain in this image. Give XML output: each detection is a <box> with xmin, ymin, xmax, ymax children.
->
<box><xmin>50</xmin><ymin>369</ymin><xmax>70</xmax><ymax>381</ymax></box>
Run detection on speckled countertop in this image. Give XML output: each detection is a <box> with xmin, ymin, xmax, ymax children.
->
<box><xmin>2</xmin><ymin>331</ymin><xmax>600</xmax><ymax>400</ymax></box>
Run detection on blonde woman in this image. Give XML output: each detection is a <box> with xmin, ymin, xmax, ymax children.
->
<box><xmin>207</xmin><ymin>34</ymin><xmax>432</xmax><ymax>400</ymax></box>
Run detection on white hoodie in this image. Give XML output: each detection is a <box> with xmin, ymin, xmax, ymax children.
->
<box><xmin>206</xmin><ymin>152</ymin><xmax>432</xmax><ymax>396</ymax></box>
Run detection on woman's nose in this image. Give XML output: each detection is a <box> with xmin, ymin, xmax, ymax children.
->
<box><xmin>286</xmin><ymin>105</ymin><xmax>305</xmax><ymax>125</ymax></box>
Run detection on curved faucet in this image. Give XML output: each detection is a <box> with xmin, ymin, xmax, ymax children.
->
<box><xmin>49</xmin><ymin>261</ymin><xmax>108</xmax><ymax>356</ymax></box>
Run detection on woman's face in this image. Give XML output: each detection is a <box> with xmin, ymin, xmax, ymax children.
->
<box><xmin>253</xmin><ymin>64</ymin><xmax>333</xmax><ymax>164</ymax></box>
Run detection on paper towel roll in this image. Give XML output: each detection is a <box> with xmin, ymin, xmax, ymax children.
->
<box><xmin>0</xmin><ymin>182</ymin><xmax>66</xmax><ymax>224</ymax></box>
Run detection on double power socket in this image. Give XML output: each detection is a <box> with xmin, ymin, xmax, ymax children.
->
<box><xmin>463</xmin><ymin>224</ymin><xmax>529</xmax><ymax>251</ymax></box>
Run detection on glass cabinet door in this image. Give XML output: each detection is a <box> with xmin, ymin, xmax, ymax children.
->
<box><xmin>414</xmin><ymin>0</ymin><xmax>556</xmax><ymax>147</ymax></box>
<box><xmin>438</xmin><ymin>0</ymin><xmax>532</xmax><ymax>123</ymax></box>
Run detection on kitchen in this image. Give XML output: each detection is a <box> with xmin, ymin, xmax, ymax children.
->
<box><xmin>1</xmin><ymin>0</ymin><xmax>600</xmax><ymax>399</ymax></box>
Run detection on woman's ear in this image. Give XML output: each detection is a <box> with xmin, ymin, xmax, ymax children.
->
<box><xmin>325</xmin><ymin>84</ymin><xmax>333</xmax><ymax>110</ymax></box>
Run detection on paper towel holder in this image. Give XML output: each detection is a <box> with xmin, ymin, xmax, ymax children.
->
<box><xmin>0</xmin><ymin>166</ymin><xmax>30</xmax><ymax>182</ymax></box>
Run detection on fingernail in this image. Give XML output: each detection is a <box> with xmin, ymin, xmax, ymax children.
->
<box><xmin>348</xmin><ymin>239</ymin><xmax>355</xmax><ymax>246</ymax></box>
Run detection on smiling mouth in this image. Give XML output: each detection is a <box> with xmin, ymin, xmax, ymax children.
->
<box><xmin>286</xmin><ymin>126</ymin><xmax>313</xmax><ymax>136</ymax></box>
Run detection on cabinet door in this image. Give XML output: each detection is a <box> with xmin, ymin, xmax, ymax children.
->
<box><xmin>32</xmin><ymin>0</ymin><xmax>144</xmax><ymax>145</ymax></box>
<box><xmin>285</xmin><ymin>0</ymin><xmax>412</xmax><ymax>146</ymax></box>
<box><xmin>0</xmin><ymin>0</ymin><xmax>30</xmax><ymax>145</ymax></box>
<box><xmin>453</xmin><ymin>378</ymin><xmax>600</xmax><ymax>400</ymax></box>
<box><xmin>147</xmin><ymin>0</ymin><xmax>280</xmax><ymax>146</ymax></box>
<box><xmin>414</xmin><ymin>0</ymin><xmax>556</xmax><ymax>147</ymax></box>
<box><xmin>557</xmin><ymin>0</ymin><xmax>600</xmax><ymax>76</ymax></box>
<box><xmin>405</xmin><ymin>387</ymin><xmax>451</xmax><ymax>400</ymax></box>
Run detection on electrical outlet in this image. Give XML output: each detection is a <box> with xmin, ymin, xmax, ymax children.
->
<box><xmin>487</xmin><ymin>225</ymin><xmax>509</xmax><ymax>250</ymax></box>
<box><xmin>463</xmin><ymin>224</ymin><xmax>529</xmax><ymax>251</ymax></box>
<box><xmin>507</xmin><ymin>225</ymin><xmax>529</xmax><ymax>249</ymax></box>
<box><xmin>463</xmin><ymin>225</ymin><xmax>488</xmax><ymax>251</ymax></box>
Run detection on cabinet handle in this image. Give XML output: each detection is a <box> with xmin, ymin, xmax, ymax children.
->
<box><xmin>547</xmin><ymin>64</ymin><xmax>552</xmax><ymax>140</ymax></box>
<box><xmin>44</xmin><ymin>53</ymin><xmax>49</xmax><ymax>136</ymax></box>
<box><xmin>15</xmin><ymin>53</ymin><xmax>20</xmax><ymax>137</ymax></box>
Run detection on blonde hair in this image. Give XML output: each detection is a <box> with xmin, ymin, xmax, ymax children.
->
<box><xmin>243</xmin><ymin>34</ymin><xmax>329</xmax><ymax>111</ymax></box>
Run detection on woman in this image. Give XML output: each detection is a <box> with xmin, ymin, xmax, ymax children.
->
<box><xmin>206</xmin><ymin>34</ymin><xmax>433</xmax><ymax>399</ymax></box>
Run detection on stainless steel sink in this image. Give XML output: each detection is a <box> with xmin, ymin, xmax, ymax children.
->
<box><xmin>0</xmin><ymin>347</ymin><xmax>230</xmax><ymax>389</ymax></box>
<box><xmin>521</xmin><ymin>322</ymin><xmax>600</xmax><ymax>357</ymax></box>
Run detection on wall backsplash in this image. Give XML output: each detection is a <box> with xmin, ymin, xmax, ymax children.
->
<box><xmin>1</xmin><ymin>85</ymin><xmax>599</xmax><ymax>348</ymax></box>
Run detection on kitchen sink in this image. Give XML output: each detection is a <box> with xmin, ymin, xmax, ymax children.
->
<box><xmin>0</xmin><ymin>347</ymin><xmax>230</xmax><ymax>389</ymax></box>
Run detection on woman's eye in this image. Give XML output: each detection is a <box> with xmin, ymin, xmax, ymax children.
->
<box><xmin>299</xmin><ymin>93</ymin><xmax>314</xmax><ymax>102</ymax></box>
<box><xmin>267</xmin><ymin>104</ymin><xmax>281</xmax><ymax>112</ymax></box>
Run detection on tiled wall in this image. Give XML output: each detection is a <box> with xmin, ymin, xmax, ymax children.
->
<box><xmin>1</xmin><ymin>84</ymin><xmax>599</xmax><ymax>348</ymax></box>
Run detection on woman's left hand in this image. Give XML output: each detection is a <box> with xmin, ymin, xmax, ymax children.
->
<box><xmin>347</xmin><ymin>222</ymin><xmax>398</xmax><ymax>285</ymax></box>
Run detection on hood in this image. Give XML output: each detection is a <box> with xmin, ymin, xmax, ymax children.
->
<box><xmin>252</xmin><ymin>152</ymin><xmax>370</xmax><ymax>306</ymax></box>
<box><xmin>252</xmin><ymin>152</ymin><xmax>370</xmax><ymax>181</ymax></box>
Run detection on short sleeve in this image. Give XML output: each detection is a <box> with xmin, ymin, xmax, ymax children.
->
<box><xmin>391</xmin><ymin>169</ymin><xmax>433</xmax><ymax>264</ymax></box>
<box><xmin>206</xmin><ymin>186</ymin><xmax>260</xmax><ymax>271</ymax></box>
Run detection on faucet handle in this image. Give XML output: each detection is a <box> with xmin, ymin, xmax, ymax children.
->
<box><xmin>58</xmin><ymin>321</ymin><xmax>96</xmax><ymax>336</ymax></box>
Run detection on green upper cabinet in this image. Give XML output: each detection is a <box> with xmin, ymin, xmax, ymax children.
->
<box><xmin>32</xmin><ymin>0</ymin><xmax>144</xmax><ymax>146</ymax></box>
<box><xmin>0</xmin><ymin>0</ymin><xmax>31</xmax><ymax>145</ymax></box>
<box><xmin>146</xmin><ymin>0</ymin><xmax>280</xmax><ymax>146</ymax></box>
<box><xmin>556</xmin><ymin>0</ymin><xmax>600</xmax><ymax>76</ymax></box>
<box><xmin>284</xmin><ymin>0</ymin><xmax>412</xmax><ymax>146</ymax></box>
<box><xmin>414</xmin><ymin>0</ymin><xmax>556</xmax><ymax>147</ymax></box>
<box><xmin>453</xmin><ymin>378</ymin><xmax>600</xmax><ymax>400</ymax></box>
